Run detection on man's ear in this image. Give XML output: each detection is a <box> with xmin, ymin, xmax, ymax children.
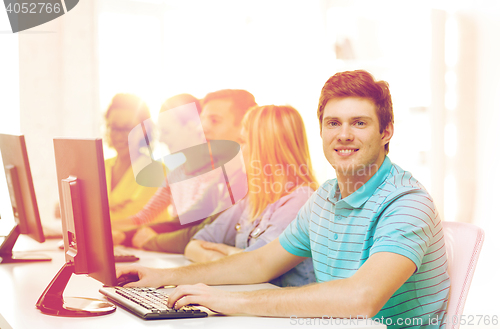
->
<box><xmin>381</xmin><ymin>122</ymin><xmax>394</xmax><ymax>147</ymax></box>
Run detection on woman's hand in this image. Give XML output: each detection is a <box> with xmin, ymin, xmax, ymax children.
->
<box><xmin>112</xmin><ymin>230</ymin><xmax>126</xmax><ymax>245</ymax></box>
<box><xmin>199</xmin><ymin>241</ymin><xmax>243</xmax><ymax>257</ymax></box>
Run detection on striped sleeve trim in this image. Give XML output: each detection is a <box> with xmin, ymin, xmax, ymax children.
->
<box><xmin>132</xmin><ymin>185</ymin><xmax>172</xmax><ymax>225</ymax></box>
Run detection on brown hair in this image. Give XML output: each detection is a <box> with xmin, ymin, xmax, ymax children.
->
<box><xmin>202</xmin><ymin>89</ymin><xmax>256</xmax><ymax>124</ymax></box>
<box><xmin>317</xmin><ymin>70</ymin><xmax>394</xmax><ymax>152</ymax></box>
<box><xmin>160</xmin><ymin>94</ymin><xmax>202</xmax><ymax>125</ymax></box>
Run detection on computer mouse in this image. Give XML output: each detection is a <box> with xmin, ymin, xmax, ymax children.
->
<box><xmin>116</xmin><ymin>273</ymin><xmax>140</xmax><ymax>287</ymax></box>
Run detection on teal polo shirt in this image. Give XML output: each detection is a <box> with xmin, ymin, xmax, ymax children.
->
<box><xmin>280</xmin><ymin>156</ymin><xmax>450</xmax><ymax>328</ymax></box>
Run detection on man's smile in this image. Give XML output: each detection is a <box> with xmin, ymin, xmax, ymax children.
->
<box><xmin>334</xmin><ymin>148</ymin><xmax>359</xmax><ymax>156</ymax></box>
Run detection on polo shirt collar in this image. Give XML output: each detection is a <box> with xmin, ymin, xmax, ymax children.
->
<box><xmin>328</xmin><ymin>156</ymin><xmax>392</xmax><ymax>208</ymax></box>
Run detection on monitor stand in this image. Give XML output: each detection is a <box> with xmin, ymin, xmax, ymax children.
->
<box><xmin>36</xmin><ymin>262</ymin><xmax>116</xmax><ymax>317</ymax></box>
<box><xmin>0</xmin><ymin>225</ymin><xmax>51</xmax><ymax>264</ymax></box>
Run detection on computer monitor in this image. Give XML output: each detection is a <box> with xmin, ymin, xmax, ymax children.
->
<box><xmin>36</xmin><ymin>138</ymin><xmax>117</xmax><ymax>317</ymax></box>
<box><xmin>0</xmin><ymin>133</ymin><xmax>51</xmax><ymax>264</ymax></box>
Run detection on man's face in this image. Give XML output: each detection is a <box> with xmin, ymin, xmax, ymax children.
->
<box><xmin>321</xmin><ymin>97</ymin><xmax>393</xmax><ymax>178</ymax></box>
<box><xmin>158</xmin><ymin>115</ymin><xmax>204</xmax><ymax>154</ymax></box>
<box><xmin>200</xmin><ymin>98</ymin><xmax>242</xmax><ymax>142</ymax></box>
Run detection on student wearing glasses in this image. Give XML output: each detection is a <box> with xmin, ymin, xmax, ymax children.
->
<box><xmin>104</xmin><ymin>93</ymin><xmax>168</xmax><ymax>224</ymax></box>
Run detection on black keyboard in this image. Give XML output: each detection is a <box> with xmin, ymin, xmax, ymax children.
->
<box><xmin>114</xmin><ymin>254</ymin><xmax>139</xmax><ymax>263</ymax></box>
<box><xmin>99</xmin><ymin>286</ymin><xmax>208</xmax><ymax>320</ymax></box>
<box><xmin>113</xmin><ymin>248</ymin><xmax>139</xmax><ymax>263</ymax></box>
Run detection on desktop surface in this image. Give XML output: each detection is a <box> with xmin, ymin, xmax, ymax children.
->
<box><xmin>0</xmin><ymin>236</ymin><xmax>386</xmax><ymax>329</ymax></box>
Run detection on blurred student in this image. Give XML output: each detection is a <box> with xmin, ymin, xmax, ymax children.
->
<box><xmin>113</xmin><ymin>90</ymin><xmax>256</xmax><ymax>253</ymax></box>
<box><xmin>156</xmin><ymin>93</ymin><xmax>205</xmax><ymax>171</ymax></box>
<box><xmin>185</xmin><ymin>105</ymin><xmax>318</xmax><ymax>287</ymax></box>
<box><xmin>104</xmin><ymin>93</ymin><xmax>168</xmax><ymax>224</ymax></box>
<box><xmin>110</xmin><ymin>93</ymin><xmax>202</xmax><ymax>235</ymax></box>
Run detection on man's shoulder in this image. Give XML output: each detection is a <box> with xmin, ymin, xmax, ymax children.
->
<box><xmin>383</xmin><ymin>163</ymin><xmax>427</xmax><ymax>188</ymax></box>
<box><xmin>379</xmin><ymin>162</ymin><xmax>434</xmax><ymax>203</ymax></box>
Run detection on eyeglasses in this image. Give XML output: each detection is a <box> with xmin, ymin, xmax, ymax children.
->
<box><xmin>108</xmin><ymin>125</ymin><xmax>136</xmax><ymax>134</ymax></box>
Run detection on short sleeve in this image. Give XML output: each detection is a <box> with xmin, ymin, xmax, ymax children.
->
<box><xmin>245</xmin><ymin>187</ymin><xmax>313</xmax><ymax>252</ymax></box>
<box><xmin>279</xmin><ymin>190</ymin><xmax>316</xmax><ymax>258</ymax></box>
<box><xmin>192</xmin><ymin>198</ymin><xmax>247</xmax><ymax>246</ymax></box>
<box><xmin>370</xmin><ymin>190</ymin><xmax>438</xmax><ymax>269</ymax></box>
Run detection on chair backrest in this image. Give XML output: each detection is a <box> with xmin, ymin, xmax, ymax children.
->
<box><xmin>443</xmin><ymin>221</ymin><xmax>485</xmax><ymax>329</ymax></box>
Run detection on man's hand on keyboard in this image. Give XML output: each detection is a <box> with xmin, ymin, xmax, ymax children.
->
<box><xmin>167</xmin><ymin>283</ymin><xmax>242</xmax><ymax>315</ymax></box>
<box><xmin>116</xmin><ymin>265</ymin><xmax>170</xmax><ymax>288</ymax></box>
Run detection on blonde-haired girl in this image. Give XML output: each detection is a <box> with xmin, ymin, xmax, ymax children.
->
<box><xmin>185</xmin><ymin>105</ymin><xmax>318</xmax><ymax>287</ymax></box>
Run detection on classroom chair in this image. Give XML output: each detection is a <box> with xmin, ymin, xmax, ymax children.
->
<box><xmin>443</xmin><ymin>221</ymin><xmax>485</xmax><ymax>329</ymax></box>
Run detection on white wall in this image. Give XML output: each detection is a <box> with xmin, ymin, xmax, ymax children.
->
<box><xmin>463</xmin><ymin>6</ymin><xmax>500</xmax><ymax>323</ymax></box>
<box><xmin>0</xmin><ymin>9</ymin><xmax>20</xmax><ymax>133</ymax></box>
<box><xmin>0</xmin><ymin>7</ymin><xmax>20</xmax><ymax>226</ymax></box>
<box><xmin>16</xmin><ymin>0</ymin><xmax>99</xmax><ymax>223</ymax></box>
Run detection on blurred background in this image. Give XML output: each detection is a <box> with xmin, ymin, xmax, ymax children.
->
<box><xmin>1</xmin><ymin>0</ymin><xmax>499</xmax><ymax>324</ymax></box>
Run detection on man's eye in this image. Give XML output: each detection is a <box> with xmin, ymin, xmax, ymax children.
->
<box><xmin>328</xmin><ymin>121</ymin><xmax>339</xmax><ymax>127</ymax></box>
<box><xmin>355</xmin><ymin>121</ymin><xmax>366</xmax><ymax>126</ymax></box>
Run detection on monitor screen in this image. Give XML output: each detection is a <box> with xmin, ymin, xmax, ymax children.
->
<box><xmin>0</xmin><ymin>134</ymin><xmax>49</xmax><ymax>264</ymax></box>
<box><xmin>36</xmin><ymin>138</ymin><xmax>117</xmax><ymax>316</ymax></box>
<box><xmin>53</xmin><ymin>137</ymin><xmax>117</xmax><ymax>285</ymax></box>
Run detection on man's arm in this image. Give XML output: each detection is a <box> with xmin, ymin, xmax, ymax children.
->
<box><xmin>111</xmin><ymin>217</ymin><xmax>137</xmax><ymax>231</ymax></box>
<box><xmin>167</xmin><ymin>249</ymin><xmax>416</xmax><ymax>318</ymax></box>
<box><xmin>116</xmin><ymin>238</ymin><xmax>305</xmax><ymax>288</ymax></box>
<box><xmin>112</xmin><ymin>184</ymin><xmax>173</xmax><ymax>231</ymax></box>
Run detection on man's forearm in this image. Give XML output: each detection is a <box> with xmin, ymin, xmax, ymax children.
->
<box><xmin>163</xmin><ymin>250</ymin><xmax>273</xmax><ymax>286</ymax></box>
<box><xmin>112</xmin><ymin>217</ymin><xmax>136</xmax><ymax>231</ymax></box>
<box><xmin>224</xmin><ymin>252</ymin><xmax>417</xmax><ymax>318</ymax></box>
<box><xmin>234</xmin><ymin>278</ymin><xmax>374</xmax><ymax>318</ymax></box>
<box><xmin>166</xmin><ymin>240</ymin><xmax>303</xmax><ymax>286</ymax></box>
<box><xmin>123</xmin><ymin>239</ymin><xmax>305</xmax><ymax>293</ymax></box>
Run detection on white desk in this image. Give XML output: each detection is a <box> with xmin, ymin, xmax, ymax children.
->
<box><xmin>0</xmin><ymin>236</ymin><xmax>386</xmax><ymax>329</ymax></box>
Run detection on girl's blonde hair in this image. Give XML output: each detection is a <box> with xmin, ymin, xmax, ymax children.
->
<box><xmin>243</xmin><ymin>105</ymin><xmax>318</xmax><ymax>220</ymax></box>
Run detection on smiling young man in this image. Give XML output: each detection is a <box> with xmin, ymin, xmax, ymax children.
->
<box><xmin>117</xmin><ymin>71</ymin><xmax>450</xmax><ymax>328</ymax></box>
